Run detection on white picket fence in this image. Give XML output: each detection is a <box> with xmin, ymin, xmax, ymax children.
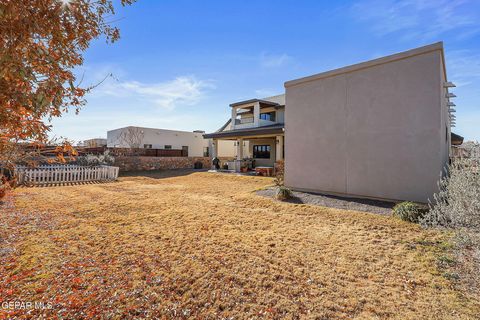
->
<box><xmin>15</xmin><ymin>165</ymin><xmax>119</xmax><ymax>186</ymax></box>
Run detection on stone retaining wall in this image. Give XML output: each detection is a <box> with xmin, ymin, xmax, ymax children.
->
<box><xmin>114</xmin><ymin>156</ymin><xmax>211</xmax><ymax>172</ymax></box>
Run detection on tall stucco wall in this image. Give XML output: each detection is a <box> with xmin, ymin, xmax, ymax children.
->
<box><xmin>285</xmin><ymin>49</ymin><xmax>447</xmax><ymax>202</ymax></box>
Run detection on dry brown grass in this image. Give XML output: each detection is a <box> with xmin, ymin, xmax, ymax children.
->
<box><xmin>1</xmin><ymin>170</ymin><xmax>479</xmax><ymax>319</ymax></box>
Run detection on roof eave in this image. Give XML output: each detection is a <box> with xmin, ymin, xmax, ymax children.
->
<box><xmin>203</xmin><ymin>125</ymin><xmax>284</xmax><ymax>139</ymax></box>
<box><xmin>229</xmin><ymin>99</ymin><xmax>280</xmax><ymax>108</ymax></box>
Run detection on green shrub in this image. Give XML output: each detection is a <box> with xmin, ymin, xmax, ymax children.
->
<box><xmin>274</xmin><ymin>186</ymin><xmax>292</xmax><ymax>201</ymax></box>
<box><xmin>393</xmin><ymin>202</ymin><xmax>423</xmax><ymax>223</ymax></box>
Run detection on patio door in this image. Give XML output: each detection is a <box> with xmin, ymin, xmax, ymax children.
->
<box><xmin>182</xmin><ymin>146</ymin><xmax>189</xmax><ymax>156</ymax></box>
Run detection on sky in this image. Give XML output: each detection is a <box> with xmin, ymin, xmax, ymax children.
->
<box><xmin>50</xmin><ymin>0</ymin><xmax>480</xmax><ymax>143</ymax></box>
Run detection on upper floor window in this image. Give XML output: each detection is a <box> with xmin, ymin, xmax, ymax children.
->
<box><xmin>260</xmin><ymin>112</ymin><xmax>275</xmax><ymax>122</ymax></box>
<box><xmin>144</xmin><ymin>144</ymin><xmax>152</xmax><ymax>149</ymax></box>
<box><xmin>164</xmin><ymin>145</ymin><xmax>172</xmax><ymax>150</ymax></box>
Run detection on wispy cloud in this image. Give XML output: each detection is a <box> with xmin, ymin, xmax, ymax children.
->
<box><xmin>97</xmin><ymin>76</ymin><xmax>214</xmax><ymax>110</ymax></box>
<box><xmin>255</xmin><ymin>89</ymin><xmax>281</xmax><ymax>98</ymax></box>
<box><xmin>350</xmin><ymin>0</ymin><xmax>480</xmax><ymax>40</ymax></box>
<box><xmin>260</xmin><ymin>52</ymin><xmax>292</xmax><ymax>68</ymax></box>
<box><xmin>447</xmin><ymin>50</ymin><xmax>480</xmax><ymax>87</ymax></box>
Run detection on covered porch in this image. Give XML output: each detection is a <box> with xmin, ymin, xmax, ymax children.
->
<box><xmin>204</xmin><ymin>124</ymin><xmax>284</xmax><ymax>174</ymax></box>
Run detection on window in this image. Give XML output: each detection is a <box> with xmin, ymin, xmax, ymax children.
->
<box><xmin>203</xmin><ymin>147</ymin><xmax>209</xmax><ymax>157</ymax></box>
<box><xmin>260</xmin><ymin>112</ymin><xmax>275</xmax><ymax>121</ymax></box>
<box><xmin>164</xmin><ymin>145</ymin><xmax>172</xmax><ymax>150</ymax></box>
<box><xmin>144</xmin><ymin>144</ymin><xmax>152</xmax><ymax>149</ymax></box>
<box><xmin>253</xmin><ymin>145</ymin><xmax>271</xmax><ymax>159</ymax></box>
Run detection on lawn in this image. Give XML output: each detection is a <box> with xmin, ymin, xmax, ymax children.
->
<box><xmin>0</xmin><ymin>170</ymin><xmax>478</xmax><ymax>319</ymax></box>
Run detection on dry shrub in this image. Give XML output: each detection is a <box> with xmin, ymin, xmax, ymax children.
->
<box><xmin>274</xmin><ymin>185</ymin><xmax>292</xmax><ymax>201</ymax></box>
<box><xmin>274</xmin><ymin>160</ymin><xmax>284</xmax><ymax>186</ymax></box>
<box><xmin>422</xmin><ymin>158</ymin><xmax>480</xmax><ymax>230</ymax></box>
<box><xmin>76</xmin><ymin>150</ymin><xmax>115</xmax><ymax>167</ymax></box>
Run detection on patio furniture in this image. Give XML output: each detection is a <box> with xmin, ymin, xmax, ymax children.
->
<box><xmin>212</xmin><ymin>157</ymin><xmax>220</xmax><ymax>170</ymax></box>
<box><xmin>255</xmin><ymin>166</ymin><xmax>274</xmax><ymax>177</ymax></box>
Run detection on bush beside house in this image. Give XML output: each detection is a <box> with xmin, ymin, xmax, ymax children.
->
<box><xmin>392</xmin><ymin>202</ymin><xmax>424</xmax><ymax>223</ymax></box>
<box><xmin>422</xmin><ymin>158</ymin><xmax>480</xmax><ymax>230</ymax></box>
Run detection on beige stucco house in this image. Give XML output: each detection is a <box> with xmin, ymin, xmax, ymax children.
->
<box><xmin>108</xmin><ymin>126</ymin><xmax>235</xmax><ymax>158</ymax></box>
<box><xmin>206</xmin><ymin>42</ymin><xmax>456</xmax><ymax>203</ymax></box>
<box><xmin>203</xmin><ymin>95</ymin><xmax>285</xmax><ymax>170</ymax></box>
<box><xmin>83</xmin><ymin>138</ymin><xmax>107</xmax><ymax>147</ymax></box>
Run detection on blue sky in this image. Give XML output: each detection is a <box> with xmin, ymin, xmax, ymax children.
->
<box><xmin>51</xmin><ymin>0</ymin><xmax>480</xmax><ymax>142</ymax></box>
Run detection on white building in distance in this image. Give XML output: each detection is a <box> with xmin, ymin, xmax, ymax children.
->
<box><xmin>107</xmin><ymin>126</ymin><xmax>235</xmax><ymax>158</ymax></box>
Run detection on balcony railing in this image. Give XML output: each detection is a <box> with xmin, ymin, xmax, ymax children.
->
<box><xmin>233</xmin><ymin>118</ymin><xmax>276</xmax><ymax>130</ymax></box>
<box><xmin>235</xmin><ymin>118</ymin><xmax>254</xmax><ymax>124</ymax></box>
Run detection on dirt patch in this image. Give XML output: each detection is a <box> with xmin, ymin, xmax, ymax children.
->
<box><xmin>257</xmin><ymin>187</ymin><xmax>395</xmax><ymax>215</ymax></box>
<box><xmin>1</xmin><ymin>172</ymin><xmax>478</xmax><ymax>319</ymax></box>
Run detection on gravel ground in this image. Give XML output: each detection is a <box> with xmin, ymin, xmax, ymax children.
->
<box><xmin>257</xmin><ymin>187</ymin><xmax>396</xmax><ymax>215</ymax></box>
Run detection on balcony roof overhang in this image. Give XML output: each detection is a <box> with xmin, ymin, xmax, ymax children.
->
<box><xmin>203</xmin><ymin>123</ymin><xmax>284</xmax><ymax>139</ymax></box>
<box><xmin>451</xmin><ymin>132</ymin><xmax>464</xmax><ymax>146</ymax></box>
<box><xmin>229</xmin><ymin>99</ymin><xmax>280</xmax><ymax>108</ymax></box>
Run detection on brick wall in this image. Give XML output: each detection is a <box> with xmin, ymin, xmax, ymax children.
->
<box><xmin>114</xmin><ymin>156</ymin><xmax>211</xmax><ymax>172</ymax></box>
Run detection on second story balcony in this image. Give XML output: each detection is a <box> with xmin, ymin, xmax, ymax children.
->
<box><xmin>229</xmin><ymin>97</ymin><xmax>285</xmax><ymax>130</ymax></box>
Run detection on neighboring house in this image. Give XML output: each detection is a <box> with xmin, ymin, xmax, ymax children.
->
<box><xmin>83</xmin><ymin>138</ymin><xmax>107</xmax><ymax>147</ymax></box>
<box><xmin>203</xmin><ymin>94</ymin><xmax>285</xmax><ymax>169</ymax></box>
<box><xmin>206</xmin><ymin>42</ymin><xmax>457</xmax><ymax>202</ymax></box>
<box><xmin>107</xmin><ymin>126</ymin><xmax>234</xmax><ymax>158</ymax></box>
<box><xmin>452</xmin><ymin>140</ymin><xmax>480</xmax><ymax>160</ymax></box>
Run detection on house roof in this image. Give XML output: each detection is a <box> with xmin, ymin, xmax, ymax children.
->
<box><xmin>203</xmin><ymin>123</ymin><xmax>284</xmax><ymax>139</ymax></box>
<box><xmin>216</xmin><ymin>119</ymin><xmax>232</xmax><ymax>133</ymax></box>
<box><xmin>285</xmin><ymin>42</ymin><xmax>446</xmax><ymax>88</ymax></box>
<box><xmin>451</xmin><ymin>132</ymin><xmax>464</xmax><ymax>145</ymax></box>
<box><xmin>229</xmin><ymin>99</ymin><xmax>280</xmax><ymax>108</ymax></box>
<box><xmin>262</xmin><ymin>94</ymin><xmax>285</xmax><ymax>105</ymax></box>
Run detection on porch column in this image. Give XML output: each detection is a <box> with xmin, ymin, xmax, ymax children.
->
<box><xmin>211</xmin><ymin>139</ymin><xmax>218</xmax><ymax>158</ymax></box>
<box><xmin>236</xmin><ymin>138</ymin><xmax>243</xmax><ymax>172</ymax></box>
<box><xmin>253</xmin><ymin>102</ymin><xmax>260</xmax><ymax>127</ymax></box>
<box><xmin>231</xmin><ymin>107</ymin><xmax>237</xmax><ymax>130</ymax></box>
<box><xmin>276</xmin><ymin>135</ymin><xmax>284</xmax><ymax>161</ymax></box>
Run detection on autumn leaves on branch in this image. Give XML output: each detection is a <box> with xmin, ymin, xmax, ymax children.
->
<box><xmin>0</xmin><ymin>0</ymin><xmax>134</xmax><ymax>167</ymax></box>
